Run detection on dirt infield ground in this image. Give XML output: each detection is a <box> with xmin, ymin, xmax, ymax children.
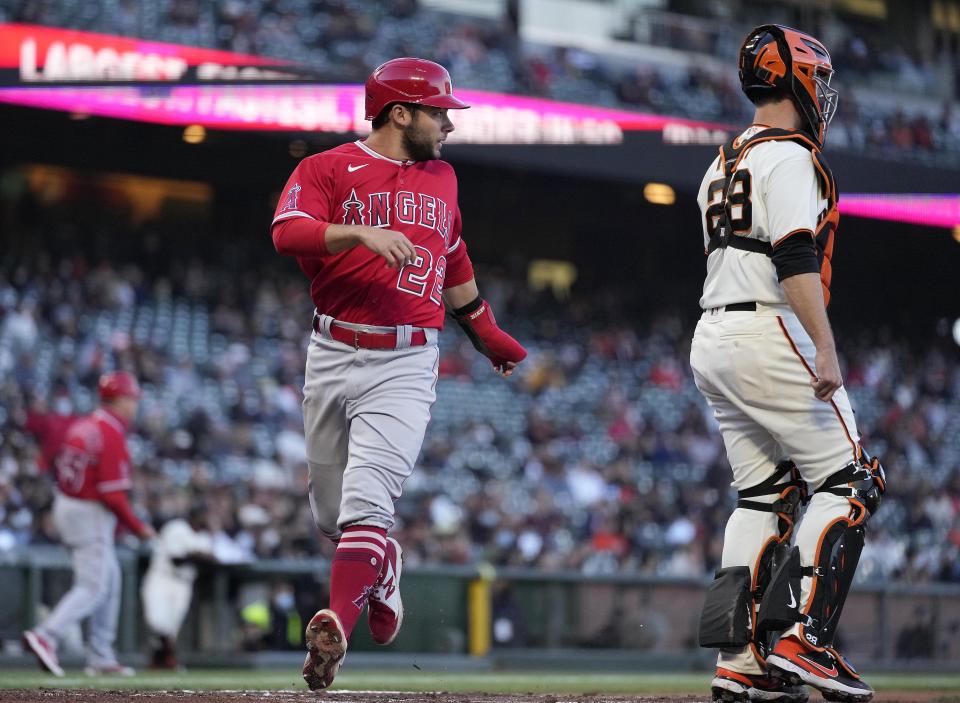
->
<box><xmin>1</xmin><ymin>691</ymin><xmax>958</xmax><ymax>703</ymax></box>
<box><xmin>3</xmin><ymin>670</ymin><xmax>958</xmax><ymax>703</ymax></box>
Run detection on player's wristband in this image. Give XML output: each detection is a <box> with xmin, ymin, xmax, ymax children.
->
<box><xmin>454</xmin><ymin>297</ymin><xmax>527</xmax><ymax>369</ymax></box>
<box><xmin>453</xmin><ymin>296</ymin><xmax>484</xmax><ymax>317</ymax></box>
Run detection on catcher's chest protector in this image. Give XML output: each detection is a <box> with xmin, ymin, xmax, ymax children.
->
<box><xmin>708</xmin><ymin>128</ymin><xmax>839</xmax><ymax>306</ymax></box>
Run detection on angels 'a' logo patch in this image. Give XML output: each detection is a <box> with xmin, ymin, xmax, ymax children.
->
<box><xmin>279</xmin><ymin>183</ymin><xmax>301</xmax><ymax>213</ymax></box>
<box><xmin>352</xmin><ymin>584</ymin><xmax>374</xmax><ymax>610</ymax></box>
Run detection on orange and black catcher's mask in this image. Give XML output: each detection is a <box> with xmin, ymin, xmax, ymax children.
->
<box><xmin>739</xmin><ymin>24</ymin><xmax>838</xmax><ymax>148</ymax></box>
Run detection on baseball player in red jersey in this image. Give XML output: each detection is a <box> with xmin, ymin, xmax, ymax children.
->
<box><xmin>270</xmin><ymin>57</ymin><xmax>527</xmax><ymax>690</ymax></box>
<box><xmin>690</xmin><ymin>26</ymin><xmax>885</xmax><ymax>703</ymax></box>
<box><xmin>23</xmin><ymin>372</ymin><xmax>156</xmax><ymax>678</ymax></box>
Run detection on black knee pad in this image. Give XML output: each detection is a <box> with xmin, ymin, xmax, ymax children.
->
<box><xmin>817</xmin><ymin>451</ymin><xmax>887</xmax><ymax>519</ymax></box>
<box><xmin>698</xmin><ymin>566</ymin><xmax>753</xmax><ymax>650</ymax></box>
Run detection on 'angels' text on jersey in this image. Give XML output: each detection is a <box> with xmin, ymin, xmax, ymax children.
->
<box><xmin>339</xmin><ymin>189</ymin><xmax>452</xmax><ymax>239</ymax></box>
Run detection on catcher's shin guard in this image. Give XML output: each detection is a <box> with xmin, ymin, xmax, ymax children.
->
<box><xmin>699</xmin><ymin>461</ymin><xmax>807</xmax><ymax>658</ymax></box>
<box><xmin>802</xmin><ymin>453</ymin><xmax>884</xmax><ymax>649</ymax></box>
<box><xmin>762</xmin><ymin>453</ymin><xmax>886</xmax><ymax>650</ymax></box>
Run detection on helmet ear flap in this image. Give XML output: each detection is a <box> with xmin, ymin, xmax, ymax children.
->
<box><xmin>739</xmin><ymin>25</ymin><xmax>790</xmax><ymax>94</ymax></box>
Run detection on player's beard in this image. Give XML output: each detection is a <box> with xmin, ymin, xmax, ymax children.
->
<box><xmin>402</xmin><ymin>122</ymin><xmax>439</xmax><ymax>162</ymax></box>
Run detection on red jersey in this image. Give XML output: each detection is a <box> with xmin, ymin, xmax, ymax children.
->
<box><xmin>271</xmin><ymin>140</ymin><xmax>473</xmax><ymax>328</ymax></box>
<box><xmin>55</xmin><ymin>408</ymin><xmax>135</xmax><ymax>499</ymax></box>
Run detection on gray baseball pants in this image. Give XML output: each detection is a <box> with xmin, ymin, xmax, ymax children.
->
<box><xmin>303</xmin><ymin>315</ymin><xmax>440</xmax><ymax>541</ymax></box>
<box><xmin>36</xmin><ymin>493</ymin><xmax>123</xmax><ymax>667</ymax></box>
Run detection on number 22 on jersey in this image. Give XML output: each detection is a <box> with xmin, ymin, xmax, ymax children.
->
<box><xmin>397</xmin><ymin>245</ymin><xmax>446</xmax><ymax>306</ymax></box>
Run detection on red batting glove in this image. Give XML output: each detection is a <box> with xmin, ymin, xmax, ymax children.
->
<box><xmin>454</xmin><ymin>298</ymin><xmax>527</xmax><ymax>371</ymax></box>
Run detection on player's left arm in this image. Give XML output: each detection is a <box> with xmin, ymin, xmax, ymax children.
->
<box><xmin>444</xmin><ymin>279</ymin><xmax>527</xmax><ymax>378</ymax></box>
<box><xmin>767</xmin><ymin>150</ymin><xmax>841</xmax><ymax>402</ymax></box>
<box><xmin>441</xmin><ymin>206</ymin><xmax>526</xmax><ymax>376</ymax></box>
<box><xmin>96</xmin><ymin>435</ymin><xmax>155</xmax><ymax>539</ymax></box>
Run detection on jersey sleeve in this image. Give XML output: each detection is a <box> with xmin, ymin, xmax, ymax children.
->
<box><xmin>100</xmin><ymin>490</ymin><xmax>148</xmax><ymax>535</ymax></box>
<box><xmin>763</xmin><ymin>150</ymin><xmax>819</xmax><ymax>246</ymax></box>
<box><xmin>444</xmin><ymin>206</ymin><xmax>475</xmax><ymax>287</ymax></box>
<box><xmin>272</xmin><ymin>156</ymin><xmax>334</xmax><ymax>227</ymax></box>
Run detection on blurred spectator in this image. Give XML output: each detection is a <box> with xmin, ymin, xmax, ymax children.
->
<box><xmin>0</xmin><ymin>248</ymin><xmax>957</xmax><ymax>586</ymax></box>
<box><xmin>491</xmin><ymin>580</ymin><xmax>527</xmax><ymax>647</ymax></box>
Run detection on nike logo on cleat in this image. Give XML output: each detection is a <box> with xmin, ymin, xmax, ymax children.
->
<box><xmin>383</xmin><ymin>578</ymin><xmax>396</xmax><ymax>599</ymax></box>
<box><xmin>347</xmin><ymin>164</ymin><xmax>368</xmax><ymax>172</ymax></box>
<box><xmin>798</xmin><ymin>653</ymin><xmax>839</xmax><ymax>677</ymax></box>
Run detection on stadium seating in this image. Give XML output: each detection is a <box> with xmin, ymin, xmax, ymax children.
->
<box><xmin>1</xmin><ymin>0</ymin><xmax>957</xmax><ymax>162</ymax></box>
<box><xmin>1</xmin><ymin>255</ymin><xmax>958</xmax><ymax>583</ymax></box>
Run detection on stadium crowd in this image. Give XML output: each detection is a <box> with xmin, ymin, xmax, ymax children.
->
<box><xmin>1</xmin><ymin>247</ymin><xmax>958</xmax><ymax>584</ymax></box>
<box><xmin>2</xmin><ymin>0</ymin><xmax>959</xmax><ymax>161</ymax></box>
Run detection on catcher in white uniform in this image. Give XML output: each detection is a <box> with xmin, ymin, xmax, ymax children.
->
<box><xmin>690</xmin><ymin>25</ymin><xmax>886</xmax><ymax>703</ymax></box>
<box><xmin>141</xmin><ymin>506</ymin><xmax>214</xmax><ymax>669</ymax></box>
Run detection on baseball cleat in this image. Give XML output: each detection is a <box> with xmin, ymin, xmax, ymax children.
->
<box><xmin>84</xmin><ymin>663</ymin><xmax>136</xmax><ymax>677</ymax></box>
<box><xmin>712</xmin><ymin>667</ymin><xmax>809</xmax><ymax>702</ymax></box>
<box><xmin>368</xmin><ymin>536</ymin><xmax>404</xmax><ymax>645</ymax></box>
<box><xmin>767</xmin><ymin>636</ymin><xmax>873</xmax><ymax>702</ymax></box>
<box><xmin>22</xmin><ymin>630</ymin><xmax>64</xmax><ymax>677</ymax></box>
<box><xmin>303</xmin><ymin>609</ymin><xmax>347</xmax><ymax>690</ymax></box>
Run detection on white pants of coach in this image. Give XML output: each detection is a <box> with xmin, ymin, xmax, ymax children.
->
<box><xmin>37</xmin><ymin>493</ymin><xmax>123</xmax><ymax>667</ymax></box>
<box><xmin>690</xmin><ymin>302</ymin><xmax>860</xmax><ymax>674</ymax></box>
<box><xmin>303</xmin><ymin>314</ymin><xmax>440</xmax><ymax>541</ymax></box>
<box><xmin>141</xmin><ymin>571</ymin><xmax>194</xmax><ymax>638</ymax></box>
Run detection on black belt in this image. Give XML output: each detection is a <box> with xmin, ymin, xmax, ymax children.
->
<box><xmin>724</xmin><ymin>302</ymin><xmax>757</xmax><ymax>312</ymax></box>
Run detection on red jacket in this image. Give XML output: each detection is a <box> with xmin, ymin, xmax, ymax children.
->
<box><xmin>54</xmin><ymin>408</ymin><xmax>148</xmax><ymax>536</ymax></box>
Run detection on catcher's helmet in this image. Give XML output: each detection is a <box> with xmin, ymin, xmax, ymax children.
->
<box><xmin>365</xmin><ymin>57</ymin><xmax>470</xmax><ymax>121</ymax></box>
<box><xmin>739</xmin><ymin>24</ymin><xmax>838</xmax><ymax>147</ymax></box>
<box><xmin>98</xmin><ymin>371</ymin><xmax>142</xmax><ymax>400</ymax></box>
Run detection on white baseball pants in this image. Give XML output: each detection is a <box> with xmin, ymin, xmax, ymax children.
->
<box><xmin>141</xmin><ymin>572</ymin><xmax>194</xmax><ymax>638</ymax></box>
<box><xmin>690</xmin><ymin>303</ymin><xmax>861</xmax><ymax>674</ymax></box>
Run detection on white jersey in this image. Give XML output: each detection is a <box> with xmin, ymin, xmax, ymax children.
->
<box><xmin>146</xmin><ymin>518</ymin><xmax>213</xmax><ymax>582</ymax></box>
<box><xmin>697</xmin><ymin>125</ymin><xmax>828</xmax><ymax>310</ymax></box>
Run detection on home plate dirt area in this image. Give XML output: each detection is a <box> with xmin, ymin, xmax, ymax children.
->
<box><xmin>1</xmin><ymin>691</ymin><xmax>957</xmax><ymax>703</ymax></box>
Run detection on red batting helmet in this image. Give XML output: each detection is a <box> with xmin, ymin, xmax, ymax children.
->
<box><xmin>98</xmin><ymin>371</ymin><xmax>142</xmax><ymax>400</ymax></box>
<box><xmin>365</xmin><ymin>57</ymin><xmax>470</xmax><ymax>121</ymax></box>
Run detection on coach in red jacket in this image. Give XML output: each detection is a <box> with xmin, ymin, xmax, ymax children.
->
<box><xmin>23</xmin><ymin>371</ymin><xmax>156</xmax><ymax>678</ymax></box>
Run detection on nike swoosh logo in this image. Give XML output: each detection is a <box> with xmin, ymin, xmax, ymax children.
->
<box><xmin>347</xmin><ymin>164</ymin><xmax>368</xmax><ymax>172</ymax></box>
<box><xmin>787</xmin><ymin>584</ymin><xmax>797</xmax><ymax>609</ymax></box>
<box><xmin>798</xmin><ymin>653</ymin><xmax>838</xmax><ymax>678</ymax></box>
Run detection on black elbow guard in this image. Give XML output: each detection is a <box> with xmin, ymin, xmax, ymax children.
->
<box><xmin>772</xmin><ymin>230</ymin><xmax>819</xmax><ymax>282</ymax></box>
